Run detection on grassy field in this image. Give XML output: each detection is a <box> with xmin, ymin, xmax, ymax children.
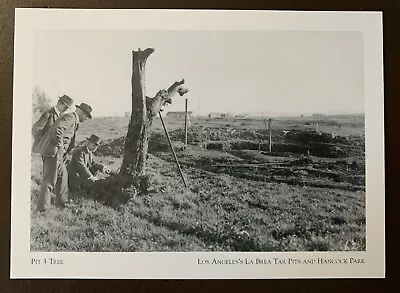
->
<box><xmin>30</xmin><ymin>114</ymin><xmax>366</xmax><ymax>252</ymax></box>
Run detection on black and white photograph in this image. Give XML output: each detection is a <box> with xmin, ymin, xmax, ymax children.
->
<box><xmin>11</xmin><ymin>9</ymin><xmax>384</xmax><ymax>278</ymax></box>
<box><xmin>30</xmin><ymin>29</ymin><xmax>367</xmax><ymax>252</ymax></box>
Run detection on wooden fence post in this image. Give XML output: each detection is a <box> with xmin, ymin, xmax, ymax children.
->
<box><xmin>184</xmin><ymin>98</ymin><xmax>188</xmax><ymax>147</ymax></box>
<box><xmin>268</xmin><ymin>118</ymin><xmax>272</xmax><ymax>154</ymax></box>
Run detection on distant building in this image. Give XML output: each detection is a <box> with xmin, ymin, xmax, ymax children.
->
<box><xmin>125</xmin><ymin>112</ymin><xmax>130</xmax><ymax>118</ymax></box>
<box><xmin>166</xmin><ymin>111</ymin><xmax>193</xmax><ymax>119</ymax></box>
<box><xmin>234</xmin><ymin>114</ymin><xmax>248</xmax><ymax>120</ymax></box>
<box><xmin>208</xmin><ymin>112</ymin><xmax>233</xmax><ymax>119</ymax></box>
<box><xmin>313</xmin><ymin>113</ymin><xmax>326</xmax><ymax>119</ymax></box>
<box><xmin>166</xmin><ymin>111</ymin><xmax>192</xmax><ymax>126</ymax></box>
<box><xmin>208</xmin><ymin>112</ymin><xmax>223</xmax><ymax>119</ymax></box>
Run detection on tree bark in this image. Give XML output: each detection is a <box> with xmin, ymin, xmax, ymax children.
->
<box><xmin>146</xmin><ymin>79</ymin><xmax>189</xmax><ymax>119</ymax></box>
<box><xmin>120</xmin><ymin>48</ymin><xmax>189</xmax><ymax>177</ymax></box>
<box><xmin>120</xmin><ymin>48</ymin><xmax>154</xmax><ymax>176</ymax></box>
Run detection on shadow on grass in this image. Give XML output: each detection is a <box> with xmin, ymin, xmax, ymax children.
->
<box><xmin>131</xmin><ymin>210</ymin><xmax>272</xmax><ymax>252</ymax></box>
<box><xmin>84</xmin><ymin>173</ymin><xmax>138</xmax><ymax>209</ymax></box>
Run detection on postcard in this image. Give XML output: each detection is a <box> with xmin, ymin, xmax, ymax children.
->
<box><xmin>11</xmin><ymin>8</ymin><xmax>384</xmax><ymax>278</ymax></box>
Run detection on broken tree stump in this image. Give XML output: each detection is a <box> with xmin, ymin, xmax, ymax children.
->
<box><xmin>120</xmin><ymin>48</ymin><xmax>189</xmax><ymax>181</ymax></box>
<box><xmin>87</xmin><ymin>48</ymin><xmax>189</xmax><ymax>204</ymax></box>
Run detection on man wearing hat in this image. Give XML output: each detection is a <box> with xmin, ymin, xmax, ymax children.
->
<box><xmin>67</xmin><ymin>134</ymin><xmax>111</xmax><ymax>193</ymax></box>
<box><xmin>32</xmin><ymin>95</ymin><xmax>74</xmax><ymax>151</ymax></box>
<box><xmin>35</xmin><ymin>102</ymin><xmax>93</xmax><ymax>212</ymax></box>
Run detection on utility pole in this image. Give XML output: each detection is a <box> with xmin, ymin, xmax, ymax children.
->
<box><xmin>268</xmin><ymin>118</ymin><xmax>272</xmax><ymax>154</ymax></box>
<box><xmin>184</xmin><ymin>98</ymin><xmax>188</xmax><ymax>147</ymax></box>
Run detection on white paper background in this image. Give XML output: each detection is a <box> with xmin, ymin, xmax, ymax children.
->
<box><xmin>11</xmin><ymin>9</ymin><xmax>385</xmax><ymax>279</ymax></box>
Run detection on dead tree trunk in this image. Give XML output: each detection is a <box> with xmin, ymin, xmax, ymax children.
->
<box><xmin>120</xmin><ymin>48</ymin><xmax>154</xmax><ymax>176</ymax></box>
<box><xmin>120</xmin><ymin>48</ymin><xmax>189</xmax><ymax>177</ymax></box>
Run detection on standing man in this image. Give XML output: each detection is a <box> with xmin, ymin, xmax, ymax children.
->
<box><xmin>67</xmin><ymin>134</ymin><xmax>110</xmax><ymax>193</ymax></box>
<box><xmin>35</xmin><ymin>102</ymin><xmax>93</xmax><ymax>212</ymax></box>
<box><xmin>32</xmin><ymin>95</ymin><xmax>74</xmax><ymax>151</ymax></box>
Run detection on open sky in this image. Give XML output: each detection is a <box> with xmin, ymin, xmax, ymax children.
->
<box><xmin>34</xmin><ymin>30</ymin><xmax>364</xmax><ymax>117</ymax></box>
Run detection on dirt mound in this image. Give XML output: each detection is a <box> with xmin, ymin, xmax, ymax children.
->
<box><xmin>95</xmin><ymin>127</ymin><xmax>364</xmax><ymax>160</ymax></box>
<box><xmin>95</xmin><ymin>133</ymin><xmax>172</xmax><ymax>158</ymax></box>
<box><xmin>148</xmin><ymin>132</ymin><xmax>170</xmax><ymax>152</ymax></box>
<box><xmin>204</xmin><ymin>140</ymin><xmax>361</xmax><ymax>158</ymax></box>
<box><xmin>85</xmin><ymin>172</ymin><xmax>137</xmax><ymax>208</ymax></box>
<box><xmin>170</xmin><ymin>127</ymin><xmax>208</xmax><ymax>142</ymax></box>
<box><xmin>284</xmin><ymin>129</ymin><xmax>352</xmax><ymax>145</ymax></box>
<box><xmin>285</xmin><ymin>130</ymin><xmax>332</xmax><ymax>144</ymax></box>
<box><xmin>95</xmin><ymin>137</ymin><xmax>125</xmax><ymax>158</ymax></box>
<box><xmin>282</xmin><ymin>129</ymin><xmax>364</xmax><ymax>149</ymax></box>
<box><xmin>85</xmin><ymin>172</ymin><xmax>164</xmax><ymax>209</ymax></box>
<box><xmin>169</xmin><ymin>127</ymin><xmax>270</xmax><ymax>142</ymax></box>
<box><xmin>170</xmin><ymin>127</ymin><xmax>364</xmax><ymax>148</ymax></box>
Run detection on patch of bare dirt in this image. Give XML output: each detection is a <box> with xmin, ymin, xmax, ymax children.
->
<box><xmin>92</xmin><ymin>126</ymin><xmax>365</xmax><ymax>198</ymax></box>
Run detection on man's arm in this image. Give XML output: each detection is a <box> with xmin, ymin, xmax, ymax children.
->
<box><xmin>32</xmin><ymin>111</ymin><xmax>51</xmax><ymax>136</ymax></box>
<box><xmin>90</xmin><ymin>159</ymin><xmax>107</xmax><ymax>174</ymax></box>
<box><xmin>73</xmin><ymin>150</ymin><xmax>94</xmax><ymax>179</ymax></box>
<box><xmin>54</xmin><ymin>114</ymin><xmax>75</xmax><ymax>148</ymax></box>
<box><xmin>66</xmin><ymin>134</ymin><xmax>76</xmax><ymax>155</ymax></box>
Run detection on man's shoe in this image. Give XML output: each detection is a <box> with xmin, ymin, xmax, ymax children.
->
<box><xmin>55</xmin><ymin>199</ymin><xmax>73</xmax><ymax>209</ymax></box>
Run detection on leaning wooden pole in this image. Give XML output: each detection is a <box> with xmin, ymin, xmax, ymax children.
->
<box><xmin>159</xmin><ymin>112</ymin><xmax>188</xmax><ymax>189</ymax></box>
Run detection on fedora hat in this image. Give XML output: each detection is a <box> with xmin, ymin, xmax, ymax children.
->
<box><xmin>58</xmin><ymin>95</ymin><xmax>74</xmax><ymax>108</ymax></box>
<box><xmin>87</xmin><ymin>134</ymin><xmax>101</xmax><ymax>145</ymax></box>
<box><xmin>76</xmin><ymin>102</ymin><xmax>93</xmax><ymax>118</ymax></box>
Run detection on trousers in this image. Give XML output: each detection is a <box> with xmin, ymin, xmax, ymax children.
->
<box><xmin>37</xmin><ymin>152</ymin><xmax>68</xmax><ymax>211</ymax></box>
<box><xmin>68</xmin><ymin>165</ymin><xmax>103</xmax><ymax>193</ymax></box>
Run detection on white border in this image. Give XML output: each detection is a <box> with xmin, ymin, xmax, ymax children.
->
<box><xmin>11</xmin><ymin>9</ymin><xmax>385</xmax><ymax>279</ymax></box>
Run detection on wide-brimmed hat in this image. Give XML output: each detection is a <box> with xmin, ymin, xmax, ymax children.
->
<box><xmin>87</xmin><ymin>134</ymin><xmax>101</xmax><ymax>145</ymax></box>
<box><xmin>76</xmin><ymin>103</ymin><xmax>93</xmax><ymax>118</ymax></box>
<box><xmin>58</xmin><ymin>95</ymin><xmax>74</xmax><ymax>108</ymax></box>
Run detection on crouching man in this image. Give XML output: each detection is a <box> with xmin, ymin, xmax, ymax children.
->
<box><xmin>67</xmin><ymin>134</ymin><xmax>110</xmax><ymax>193</ymax></box>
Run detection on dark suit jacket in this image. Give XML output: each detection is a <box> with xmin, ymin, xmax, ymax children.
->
<box><xmin>67</xmin><ymin>146</ymin><xmax>104</xmax><ymax>191</ymax></box>
<box><xmin>31</xmin><ymin>107</ymin><xmax>59</xmax><ymax>151</ymax></box>
<box><xmin>34</xmin><ymin>112</ymin><xmax>79</xmax><ymax>158</ymax></box>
